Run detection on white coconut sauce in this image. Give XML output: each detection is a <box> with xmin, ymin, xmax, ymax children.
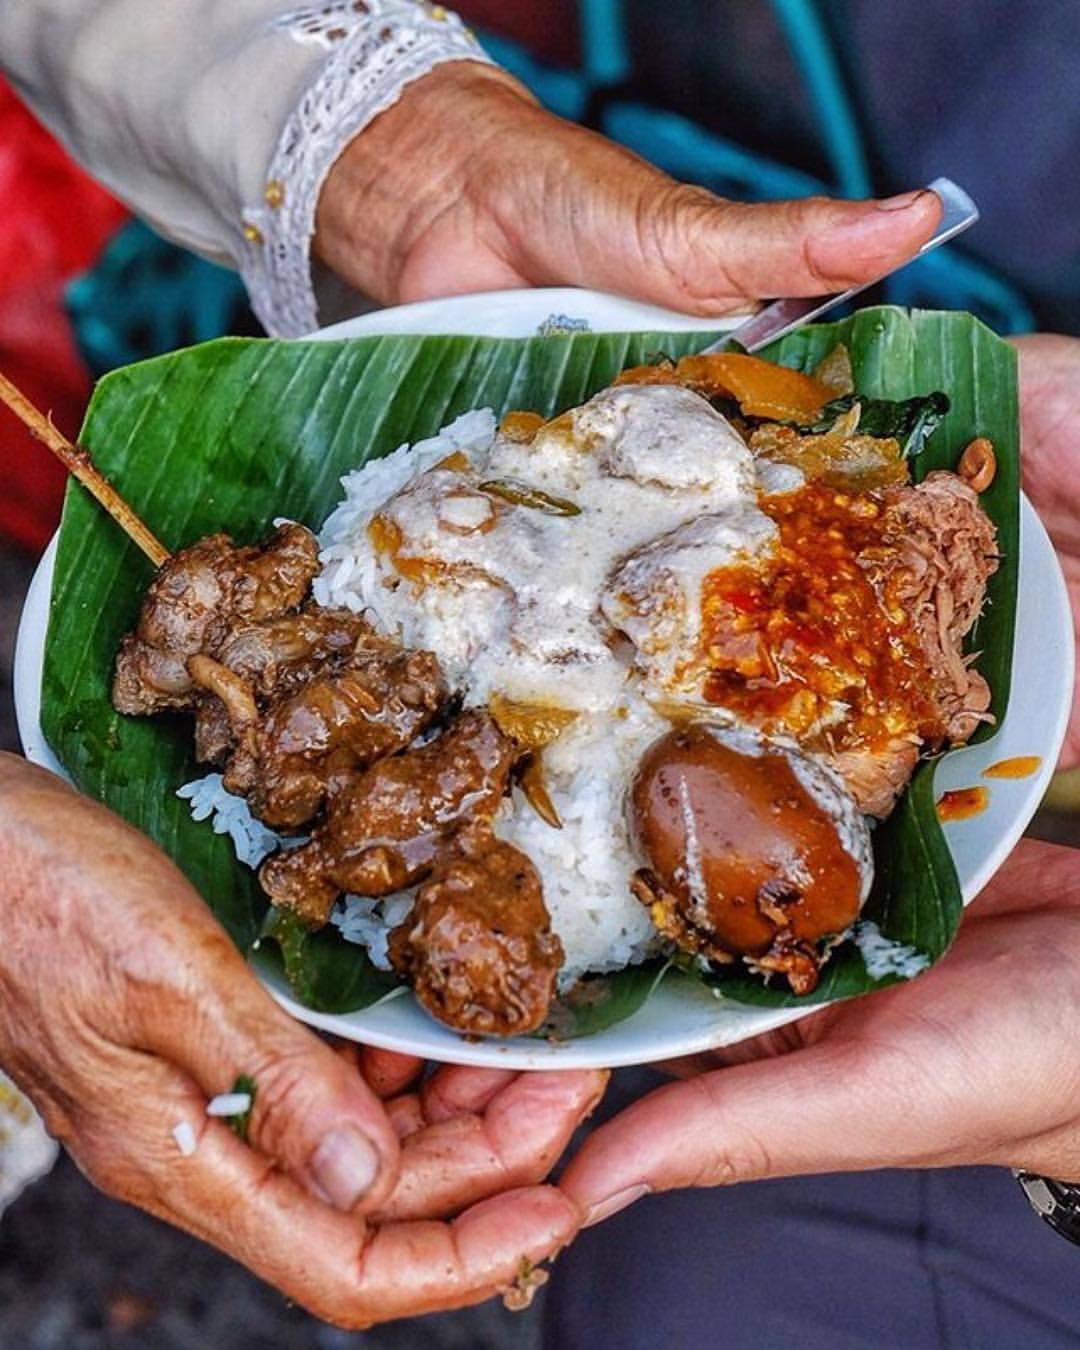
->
<box><xmin>367</xmin><ymin>384</ymin><xmax>776</xmax><ymax>710</ymax></box>
<box><xmin>299</xmin><ymin>390</ymin><xmax>878</xmax><ymax>982</ymax></box>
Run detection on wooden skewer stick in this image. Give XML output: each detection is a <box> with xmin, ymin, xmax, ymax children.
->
<box><xmin>0</xmin><ymin>369</ymin><xmax>170</xmax><ymax>568</ymax></box>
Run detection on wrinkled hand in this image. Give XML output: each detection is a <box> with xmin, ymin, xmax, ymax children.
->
<box><xmin>562</xmin><ymin>341</ymin><xmax>1080</xmax><ymax>1223</ymax></box>
<box><xmin>563</xmin><ymin>839</ymin><xmax>1080</xmax><ymax>1223</ymax></box>
<box><xmin>315</xmin><ymin>63</ymin><xmax>941</xmax><ymax>315</ymax></box>
<box><xmin>0</xmin><ymin>754</ymin><xmax>606</xmax><ymax>1327</ymax></box>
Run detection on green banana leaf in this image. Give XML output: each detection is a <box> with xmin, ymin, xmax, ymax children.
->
<box><xmin>41</xmin><ymin>307</ymin><xmax>1018</xmax><ymax>1030</ymax></box>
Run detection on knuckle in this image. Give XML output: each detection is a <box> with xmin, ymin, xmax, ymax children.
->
<box><xmin>798</xmin><ymin>230</ymin><xmax>852</xmax><ymax>290</ymax></box>
<box><xmin>246</xmin><ymin>1046</ymin><xmax>326</xmax><ymax>1152</ymax></box>
<box><xmin>686</xmin><ymin>1076</ymin><xmax>774</xmax><ymax>1186</ymax></box>
<box><xmin>637</xmin><ymin>184</ymin><xmax>745</xmax><ymax>308</ymax></box>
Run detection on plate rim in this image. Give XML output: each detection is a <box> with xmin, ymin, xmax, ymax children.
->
<box><xmin>14</xmin><ymin>288</ymin><xmax>1075</xmax><ymax>1069</ymax></box>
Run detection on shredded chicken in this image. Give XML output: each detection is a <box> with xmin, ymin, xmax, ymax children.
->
<box><xmin>827</xmin><ymin>738</ymin><xmax>921</xmax><ymax>820</ymax></box>
<box><xmin>882</xmin><ymin>471</ymin><xmax>999</xmax><ymax>741</ymax></box>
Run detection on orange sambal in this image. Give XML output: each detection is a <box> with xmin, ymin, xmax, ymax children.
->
<box><xmin>699</xmin><ymin>482</ymin><xmax>946</xmax><ymax>754</ymax></box>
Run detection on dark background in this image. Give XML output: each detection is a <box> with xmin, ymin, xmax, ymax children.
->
<box><xmin>1</xmin><ymin>0</ymin><xmax>1078</xmax><ymax>1344</ymax></box>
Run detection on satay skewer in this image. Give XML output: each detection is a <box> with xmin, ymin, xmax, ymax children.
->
<box><xmin>0</xmin><ymin>369</ymin><xmax>170</xmax><ymax>568</ymax></box>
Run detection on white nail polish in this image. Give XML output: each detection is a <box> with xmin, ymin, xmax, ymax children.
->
<box><xmin>583</xmin><ymin>1183</ymin><xmax>651</xmax><ymax>1228</ymax></box>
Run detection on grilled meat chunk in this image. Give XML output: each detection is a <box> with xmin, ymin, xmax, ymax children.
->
<box><xmin>388</xmin><ymin>822</ymin><xmax>562</xmax><ymax>1036</ymax></box>
<box><xmin>216</xmin><ymin>605</ymin><xmax>381</xmax><ymax>700</ymax></box>
<box><xmin>259</xmin><ymin>711</ymin><xmax>516</xmax><ymax>925</ymax></box>
<box><xmin>112</xmin><ymin>524</ymin><xmax>319</xmax><ymax>715</ymax></box>
<box><xmin>185</xmin><ymin>603</ymin><xmax>431</xmax><ymax>804</ymax></box>
<box><xmin>204</xmin><ymin>647</ymin><xmax>447</xmax><ymax>830</ymax></box>
<box><xmin>114</xmin><ymin>520</ymin><xmax>449</xmax><ymax>833</ymax></box>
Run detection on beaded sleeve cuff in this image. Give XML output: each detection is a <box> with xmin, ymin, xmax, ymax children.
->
<box><xmin>239</xmin><ymin>2</ymin><xmax>492</xmax><ymax>336</ymax></box>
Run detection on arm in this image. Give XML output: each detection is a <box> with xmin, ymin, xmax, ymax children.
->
<box><xmin>0</xmin><ymin>753</ymin><xmax>604</xmax><ymax>1324</ymax></box>
<box><xmin>2</xmin><ymin>0</ymin><xmax>489</xmax><ymax>333</ymax></box>
<box><xmin>2</xmin><ymin>2</ymin><xmax>942</xmax><ymax>335</ymax></box>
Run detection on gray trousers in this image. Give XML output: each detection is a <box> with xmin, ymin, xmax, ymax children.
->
<box><xmin>544</xmin><ymin>1075</ymin><xmax>1080</xmax><ymax>1349</ymax></box>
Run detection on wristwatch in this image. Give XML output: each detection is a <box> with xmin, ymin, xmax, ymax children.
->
<box><xmin>1016</xmin><ymin>1171</ymin><xmax>1080</xmax><ymax>1245</ymax></box>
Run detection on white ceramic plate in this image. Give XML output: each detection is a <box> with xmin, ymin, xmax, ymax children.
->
<box><xmin>15</xmin><ymin>286</ymin><xmax>1075</xmax><ymax>1070</ymax></box>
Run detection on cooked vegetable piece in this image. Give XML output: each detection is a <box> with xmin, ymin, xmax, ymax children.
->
<box><xmin>614</xmin><ymin>361</ymin><xmax>680</xmax><ymax>387</ymax></box>
<box><xmin>478</xmin><ymin>478</ymin><xmax>582</xmax><ymax>516</ymax></box>
<box><xmin>673</xmin><ymin>352</ymin><xmax>834</xmax><ymax>423</ymax></box>
<box><xmin>516</xmin><ymin>752</ymin><xmax>562</xmax><ymax>829</ymax></box>
<box><xmin>804</xmin><ymin>391</ymin><xmax>950</xmax><ymax>458</ymax></box>
<box><xmin>499</xmin><ymin>411</ymin><xmax>547</xmax><ymax>443</ymax></box>
<box><xmin>226</xmin><ymin>1075</ymin><xmax>257</xmax><ymax>1143</ymax></box>
<box><xmin>811</xmin><ymin>342</ymin><xmax>856</xmax><ymax>395</ymax></box>
<box><xmin>489</xmin><ymin>693</ymin><xmax>578</xmax><ymax>749</ymax></box>
<box><xmin>749</xmin><ymin>422</ymin><xmax>909</xmax><ymax>491</ymax></box>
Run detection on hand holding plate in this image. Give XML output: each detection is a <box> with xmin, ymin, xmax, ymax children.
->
<box><xmin>562</xmin><ymin>838</ymin><xmax>1080</xmax><ymax>1226</ymax></box>
<box><xmin>315</xmin><ymin>62</ymin><xmax>942</xmax><ymax>316</ymax></box>
<box><xmin>0</xmin><ymin>754</ymin><xmax>602</xmax><ymax>1325</ymax></box>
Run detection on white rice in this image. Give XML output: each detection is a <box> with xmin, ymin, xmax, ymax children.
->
<box><xmin>172</xmin><ymin>1120</ymin><xmax>198</xmax><ymax>1157</ymax></box>
<box><xmin>853</xmin><ymin>920</ymin><xmax>930</xmax><ymax>981</ymax></box>
<box><xmin>206</xmin><ymin>1092</ymin><xmax>253</xmax><ymax>1118</ymax></box>
<box><xmin>177</xmin><ymin>408</ymin><xmax>873</xmax><ymax>991</ymax></box>
<box><xmin>177</xmin><ymin>774</ymin><xmax>281</xmax><ymax>868</ymax></box>
<box><xmin>495</xmin><ymin>696</ymin><xmax>668</xmax><ymax>987</ymax></box>
<box><xmin>331</xmin><ymin>892</ymin><xmax>416</xmax><ymax>971</ymax></box>
<box><xmin>312</xmin><ymin>409</ymin><xmax>497</xmax><ymax>619</ymax></box>
<box><xmin>175</xmin><ymin>775</ymin><xmax>405</xmax><ymax>967</ymax></box>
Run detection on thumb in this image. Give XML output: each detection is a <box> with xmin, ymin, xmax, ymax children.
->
<box><xmin>137</xmin><ymin>955</ymin><xmax>402</xmax><ymax>1216</ymax></box>
<box><xmin>561</xmin><ymin>1036</ymin><xmax>970</xmax><ymax>1225</ymax></box>
<box><xmin>567</xmin><ymin>178</ymin><xmax>943</xmax><ymax>315</ymax></box>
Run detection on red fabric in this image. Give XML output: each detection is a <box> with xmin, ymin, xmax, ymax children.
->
<box><xmin>0</xmin><ymin>9</ymin><xmax>572</xmax><ymax>552</ymax></box>
<box><xmin>0</xmin><ymin>82</ymin><xmax>128</xmax><ymax>554</ymax></box>
<box><xmin>457</xmin><ymin>0</ymin><xmax>580</xmax><ymax>66</ymax></box>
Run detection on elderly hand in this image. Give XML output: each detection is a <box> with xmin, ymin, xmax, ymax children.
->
<box><xmin>562</xmin><ymin>839</ymin><xmax>1080</xmax><ymax>1226</ymax></box>
<box><xmin>560</xmin><ymin>332</ymin><xmax>1080</xmax><ymax>1227</ymax></box>
<box><xmin>315</xmin><ymin>63</ymin><xmax>942</xmax><ymax>314</ymax></box>
<box><xmin>0</xmin><ymin>754</ymin><xmax>606</xmax><ymax>1327</ymax></box>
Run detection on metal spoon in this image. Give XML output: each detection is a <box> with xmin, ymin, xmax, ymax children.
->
<box><xmin>700</xmin><ymin>176</ymin><xmax>979</xmax><ymax>354</ymax></box>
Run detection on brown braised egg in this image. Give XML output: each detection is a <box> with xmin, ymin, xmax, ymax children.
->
<box><xmin>630</xmin><ymin>724</ymin><xmax>873</xmax><ymax>994</ymax></box>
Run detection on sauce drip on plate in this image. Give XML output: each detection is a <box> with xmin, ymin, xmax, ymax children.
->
<box><xmin>983</xmin><ymin>756</ymin><xmax>1042</xmax><ymax>780</ymax></box>
<box><xmin>936</xmin><ymin>786</ymin><xmax>990</xmax><ymax>822</ymax></box>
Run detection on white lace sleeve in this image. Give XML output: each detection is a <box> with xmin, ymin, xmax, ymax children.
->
<box><xmin>1</xmin><ymin>0</ymin><xmax>491</xmax><ymax>340</ymax></box>
<box><xmin>239</xmin><ymin>3</ymin><xmax>493</xmax><ymax>337</ymax></box>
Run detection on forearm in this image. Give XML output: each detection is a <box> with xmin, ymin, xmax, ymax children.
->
<box><xmin>1</xmin><ymin>1</ymin><xmax>493</xmax><ymax>334</ymax></box>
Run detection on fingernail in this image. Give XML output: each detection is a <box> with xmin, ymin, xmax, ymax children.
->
<box><xmin>583</xmin><ymin>1183</ymin><xmax>651</xmax><ymax>1228</ymax></box>
<box><xmin>876</xmin><ymin>188</ymin><xmax>931</xmax><ymax>212</ymax></box>
<box><xmin>310</xmin><ymin>1124</ymin><xmax>381</xmax><ymax>1211</ymax></box>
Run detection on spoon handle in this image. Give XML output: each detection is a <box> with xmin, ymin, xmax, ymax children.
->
<box><xmin>701</xmin><ymin>176</ymin><xmax>979</xmax><ymax>355</ymax></box>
